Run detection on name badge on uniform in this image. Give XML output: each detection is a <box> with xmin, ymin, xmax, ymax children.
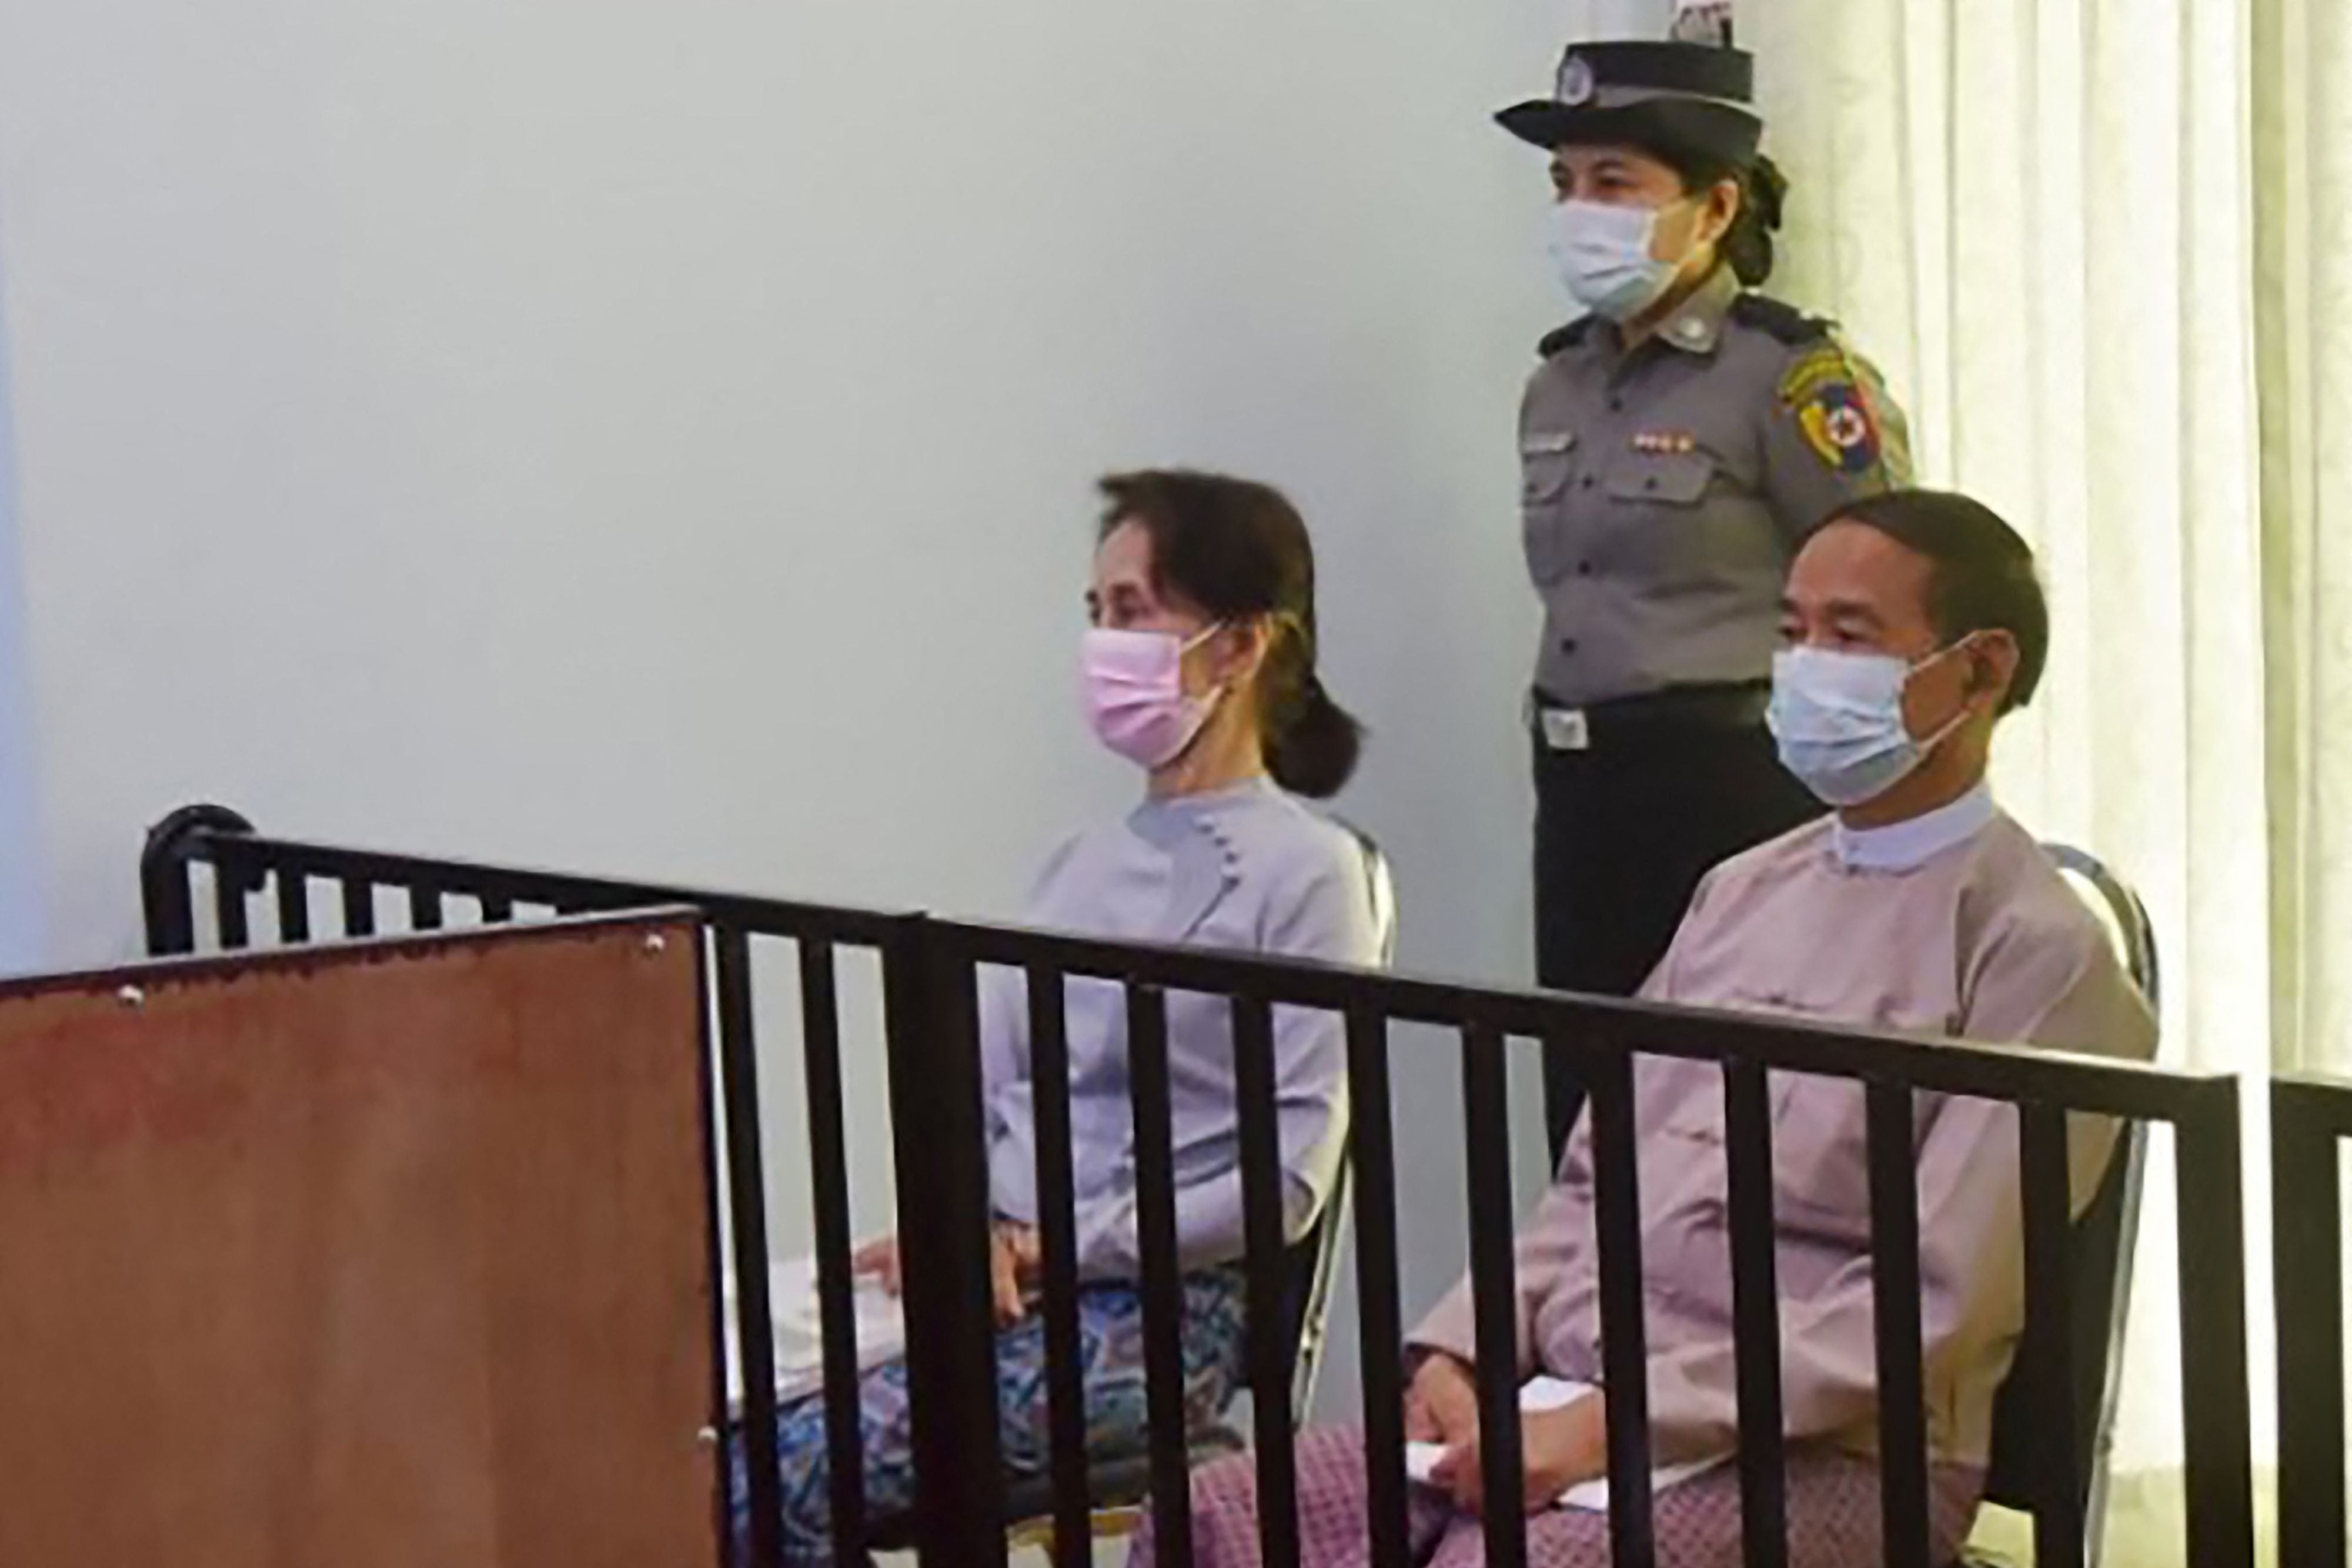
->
<box><xmin>1540</xmin><ymin>708</ymin><xmax>1591</xmax><ymax>752</ymax></box>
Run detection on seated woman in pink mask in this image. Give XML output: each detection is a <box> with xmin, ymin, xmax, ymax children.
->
<box><xmin>736</xmin><ymin>469</ymin><xmax>1383</xmax><ymax>1564</ymax></box>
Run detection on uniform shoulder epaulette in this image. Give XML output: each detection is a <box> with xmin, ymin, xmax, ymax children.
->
<box><xmin>1730</xmin><ymin>293</ymin><xmax>1837</xmax><ymax>346</ymax></box>
<box><xmin>1537</xmin><ymin>317</ymin><xmax>1597</xmax><ymax>358</ymax></box>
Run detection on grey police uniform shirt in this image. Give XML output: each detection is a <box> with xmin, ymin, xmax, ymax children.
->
<box><xmin>1520</xmin><ymin>263</ymin><xmax>1914</xmax><ymax>708</ymax></box>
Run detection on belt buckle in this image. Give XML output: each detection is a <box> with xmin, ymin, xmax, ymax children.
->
<box><xmin>1540</xmin><ymin>707</ymin><xmax>1591</xmax><ymax>752</ymax></box>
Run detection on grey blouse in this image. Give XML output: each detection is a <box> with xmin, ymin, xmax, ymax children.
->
<box><xmin>980</xmin><ymin>776</ymin><xmax>1379</xmax><ymax>1281</ymax></box>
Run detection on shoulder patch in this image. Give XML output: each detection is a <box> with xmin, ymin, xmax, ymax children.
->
<box><xmin>1538</xmin><ymin>317</ymin><xmax>1596</xmax><ymax>358</ymax></box>
<box><xmin>1730</xmin><ymin>293</ymin><xmax>1835</xmax><ymax>346</ymax></box>
<box><xmin>1779</xmin><ymin>337</ymin><xmax>1890</xmax><ymax>477</ymax></box>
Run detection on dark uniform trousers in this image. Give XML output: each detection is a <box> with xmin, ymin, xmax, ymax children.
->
<box><xmin>1532</xmin><ymin>683</ymin><xmax>1819</xmax><ymax>1158</ymax></box>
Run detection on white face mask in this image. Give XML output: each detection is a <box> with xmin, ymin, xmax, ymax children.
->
<box><xmin>1766</xmin><ymin>641</ymin><xmax>1977</xmax><ymax>808</ymax></box>
<box><xmin>1544</xmin><ymin>198</ymin><xmax>1687</xmax><ymax>321</ymax></box>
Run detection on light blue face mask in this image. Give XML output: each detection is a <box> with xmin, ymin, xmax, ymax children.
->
<box><xmin>1544</xmin><ymin>198</ymin><xmax>1686</xmax><ymax>322</ymax></box>
<box><xmin>1766</xmin><ymin>641</ymin><xmax>1976</xmax><ymax>808</ymax></box>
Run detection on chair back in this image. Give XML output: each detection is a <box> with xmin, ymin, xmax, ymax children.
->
<box><xmin>1346</xmin><ymin>823</ymin><xmax>1401</xmax><ymax>968</ymax></box>
<box><xmin>2044</xmin><ymin>844</ymin><xmax>2161</xmax><ymax>1006</ymax></box>
<box><xmin>1277</xmin><ymin>821</ymin><xmax>1396</xmax><ymax>1419</ymax></box>
<box><xmin>1978</xmin><ymin>844</ymin><xmax>2159</xmax><ymax>1563</ymax></box>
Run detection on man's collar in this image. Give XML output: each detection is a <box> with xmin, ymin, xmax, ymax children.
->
<box><xmin>1832</xmin><ymin>782</ymin><xmax>1997</xmax><ymax>872</ymax></box>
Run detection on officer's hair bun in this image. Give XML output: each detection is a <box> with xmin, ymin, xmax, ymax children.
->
<box><xmin>1723</xmin><ymin>155</ymin><xmax>1788</xmax><ymax>287</ymax></box>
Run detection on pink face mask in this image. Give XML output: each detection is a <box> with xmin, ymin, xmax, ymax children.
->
<box><xmin>1080</xmin><ymin>624</ymin><xmax>1225</xmax><ymax>768</ymax></box>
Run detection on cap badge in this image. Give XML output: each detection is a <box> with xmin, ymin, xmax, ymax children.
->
<box><xmin>1556</xmin><ymin>52</ymin><xmax>1597</xmax><ymax>106</ymax></box>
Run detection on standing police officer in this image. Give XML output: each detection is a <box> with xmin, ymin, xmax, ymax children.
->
<box><xmin>1499</xmin><ymin>40</ymin><xmax>1914</xmax><ymax>1155</ymax></box>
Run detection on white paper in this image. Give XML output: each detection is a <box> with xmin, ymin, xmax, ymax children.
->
<box><xmin>721</xmin><ymin>1256</ymin><xmax>907</xmax><ymax>1408</ymax></box>
<box><xmin>1404</xmin><ymin>1378</ymin><xmax>1725</xmax><ymax>1513</ymax></box>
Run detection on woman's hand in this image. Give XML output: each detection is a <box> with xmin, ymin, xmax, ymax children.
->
<box><xmin>850</xmin><ymin>1235</ymin><xmax>902</xmax><ymax>1295</ymax></box>
<box><xmin>1402</xmin><ymin>1352</ymin><xmax>1482</xmax><ymax>1445</ymax></box>
<box><xmin>1429</xmin><ymin>1393</ymin><xmax>1608</xmax><ymax>1517</ymax></box>
<box><xmin>988</xmin><ymin>1222</ymin><xmax>1041</xmax><ymax>1327</ymax></box>
<box><xmin>852</xmin><ymin>1223</ymin><xmax>1040</xmax><ymax>1327</ymax></box>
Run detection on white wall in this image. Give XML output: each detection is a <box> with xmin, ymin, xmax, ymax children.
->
<box><xmin>0</xmin><ymin>0</ymin><xmax>1672</xmax><ymax>1410</ymax></box>
<box><xmin>0</xmin><ymin>287</ymin><xmax>40</xmax><ymax>971</ymax></box>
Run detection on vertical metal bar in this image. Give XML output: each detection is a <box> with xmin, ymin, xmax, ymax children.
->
<box><xmin>1722</xmin><ymin>1060</ymin><xmax>1786</xmax><ymax>1568</ymax></box>
<box><xmin>212</xmin><ymin>860</ymin><xmax>252</xmax><ymax>950</ymax></box>
<box><xmin>409</xmin><ymin>882</ymin><xmax>445</xmax><ymax>932</ymax></box>
<box><xmin>340</xmin><ymin>878</ymin><xmax>377</xmax><ymax>938</ymax></box>
<box><xmin>275</xmin><ymin>872</ymin><xmax>312</xmax><ymax>944</ymax></box>
<box><xmin>2020</xmin><ymin>1101</ymin><xmax>2082</xmax><ymax>1568</ymax></box>
<box><xmin>2174</xmin><ymin>1084</ymin><xmax>2256</xmax><ymax>1568</ymax></box>
<box><xmin>1586</xmin><ymin>1041</ymin><xmax>1654</xmax><ymax>1568</ymax></box>
<box><xmin>1461</xmin><ymin>1023</ymin><xmax>1527</xmax><ymax>1568</ymax></box>
<box><xmin>139</xmin><ymin>844</ymin><xmax>199</xmax><ymax>955</ymax></box>
<box><xmin>1232</xmin><ymin>996</ymin><xmax>1300</xmax><ymax>1568</ymax></box>
<box><xmin>692</xmin><ymin>925</ymin><xmax>739</xmax><ymax>1568</ymax></box>
<box><xmin>1024</xmin><ymin>964</ymin><xmax>1090</xmax><ymax>1568</ymax></box>
<box><xmin>1865</xmin><ymin>1080</ymin><xmax>1929</xmax><ymax>1568</ymax></box>
<box><xmin>1348</xmin><ymin>1006</ymin><xmax>1411</xmax><ymax>1568</ymax></box>
<box><xmin>884</xmin><ymin>917</ymin><xmax>1007</xmax><ymax>1568</ymax></box>
<box><xmin>1541</xmin><ymin>1052</ymin><xmax>1588</xmax><ymax>1172</ymax></box>
<box><xmin>714</xmin><ymin>928</ymin><xmax>782</xmax><ymax>1568</ymax></box>
<box><xmin>797</xmin><ymin>940</ymin><xmax>865</xmax><ymax>1556</ymax></box>
<box><xmin>1129</xmin><ymin>983</ymin><xmax>1193</xmax><ymax>1567</ymax></box>
<box><xmin>480</xmin><ymin>892</ymin><xmax>515</xmax><ymax>924</ymax></box>
<box><xmin>2273</xmin><ymin>1085</ymin><xmax>2347</xmax><ymax>1568</ymax></box>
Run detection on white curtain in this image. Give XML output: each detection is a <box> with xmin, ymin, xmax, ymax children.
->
<box><xmin>1741</xmin><ymin>0</ymin><xmax>2352</xmax><ymax>1557</ymax></box>
<box><xmin>2251</xmin><ymin>0</ymin><xmax>2352</xmax><ymax>1085</ymax></box>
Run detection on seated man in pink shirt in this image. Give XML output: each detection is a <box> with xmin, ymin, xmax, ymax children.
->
<box><xmin>1138</xmin><ymin>489</ymin><xmax>2158</xmax><ymax>1568</ymax></box>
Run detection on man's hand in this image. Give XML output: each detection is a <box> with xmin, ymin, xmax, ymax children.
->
<box><xmin>1428</xmin><ymin>1393</ymin><xmax>1608</xmax><ymax>1517</ymax></box>
<box><xmin>1402</xmin><ymin>1352</ymin><xmax>1482</xmax><ymax>1445</ymax></box>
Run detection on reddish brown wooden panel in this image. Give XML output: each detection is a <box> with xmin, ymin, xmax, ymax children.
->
<box><xmin>0</xmin><ymin>914</ymin><xmax>716</xmax><ymax>1568</ymax></box>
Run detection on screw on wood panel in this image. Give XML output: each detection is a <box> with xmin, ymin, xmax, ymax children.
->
<box><xmin>116</xmin><ymin>985</ymin><xmax>145</xmax><ymax>1009</ymax></box>
<box><xmin>696</xmin><ymin>1425</ymin><xmax>720</xmax><ymax>1447</ymax></box>
<box><xmin>643</xmin><ymin>934</ymin><xmax>669</xmax><ymax>955</ymax></box>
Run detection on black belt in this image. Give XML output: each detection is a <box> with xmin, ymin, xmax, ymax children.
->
<box><xmin>1528</xmin><ymin>682</ymin><xmax>1770</xmax><ymax>751</ymax></box>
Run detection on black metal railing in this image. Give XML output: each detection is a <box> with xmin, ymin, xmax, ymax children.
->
<box><xmin>2273</xmin><ymin>1072</ymin><xmax>2352</xmax><ymax>1568</ymax></box>
<box><xmin>139</xmin><ymin>805</ymin><xmax>2259</xmax><ymax>1568</ymax></box>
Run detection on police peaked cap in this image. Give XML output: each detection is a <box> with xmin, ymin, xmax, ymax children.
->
<box><xmin>1496</xmin><ymin>41</ymin><xmax>1765</xmax><ymax>169</ymax></box>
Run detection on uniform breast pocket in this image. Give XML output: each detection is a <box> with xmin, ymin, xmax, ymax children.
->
<box><xmin>1603</xmin><ymin>449</ymin><xmax>1718</xmax><ymax>511</ymax></box>
<box><xmin>1520</xmin><ymin>432</ymin><xmax>1578</xmax><ymax>584</ymax></box>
